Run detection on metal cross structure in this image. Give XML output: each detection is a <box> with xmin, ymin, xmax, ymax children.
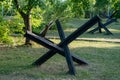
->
<box><xmin>88</xmin><ymin>10</ymin><xmax>118</xmax><ymax>35</ymax></box>
<box><xmin>103</xmin><ymin>10</ymin><xmax>118</xmax><ymax>20</ymax></box>
<box><xmin>24</xmin><ymin>15</ymin><xmax>100</xmax><ymax>75</ymax></box>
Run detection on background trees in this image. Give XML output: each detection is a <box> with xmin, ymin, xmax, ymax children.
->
<box><xmin>0</xmin><ymin>0</ymin><xmax>120</xmax><ymax>45</ymax></box>
<box><xmin>12</xmin><ymin>0</ymin><xmax>45</xmax><ymax>45</ymax></box>
<box><xmin>1</xmin><ymin>0</ymin><xmax>119</xmax><ymax>19</ymax></box>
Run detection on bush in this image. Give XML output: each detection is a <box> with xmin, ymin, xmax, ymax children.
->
<box><xmin>0</xmin><ymin>26</ymin><xmax>13</xmax><ymax>44</ymax></box>
<box><xmin>7</xmin><ymin>15</ymin><xmax>24</xmax><ymax>34</ymax></box>
<box><xmin>0</xmin><ymin>18</ymin><xmax>13</xmax><ymax>44</ymax></box>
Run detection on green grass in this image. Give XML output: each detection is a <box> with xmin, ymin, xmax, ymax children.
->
<box><xmin>0</xmin><ymin>40</ymin><xmax>120</xmax><ymax>80</ymax></box>
<box><xmin>0</xmin><ymin>18</ymin><xmax>120</xmax><ymax>80</ymax></box>
<box><xmin>46</xmin><ymin>18</ymin><xmax>120</xmax><ymax>39</ymax></box>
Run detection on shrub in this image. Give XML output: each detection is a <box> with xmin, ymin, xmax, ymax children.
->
<box><xmin>7</xmin><ymin>14</ymin><xmax>24</xmax><ymax>34</ymax></box>
<box><xmin>0</xmin><ymin>18</ymin><xmax>13</xmax><ymax>44</ymax></box>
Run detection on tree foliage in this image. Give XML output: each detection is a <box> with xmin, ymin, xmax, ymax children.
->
<box><xmin>68</xmin><ymin>0</ymin><xmax>90</xmax><ymax>18</ymax></box>
<box><xmin>42</xmin><ymin>0</ymin><xmax>68</xmax><ymax>21</ymax></box>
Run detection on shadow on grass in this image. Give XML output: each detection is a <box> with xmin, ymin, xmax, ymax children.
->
<box><xmin>0</xmin><ymin>43</ymin><xmax>120</xmax><ymax>79</ymax></box>
<box><xmin>70</xmin><ymin>46</ymin><xmax>120</xmax><ymax>80</ymax></box>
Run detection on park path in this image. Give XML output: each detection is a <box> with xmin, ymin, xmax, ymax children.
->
<box><xmin>46</xmin><ymin>36</ymin><xmax>120</xmax><ymax>43</ymax></box>
<box><xmin>77</xmin><ymin>38</ymin><xmax>120</xmax><ymax>43</ymax></box>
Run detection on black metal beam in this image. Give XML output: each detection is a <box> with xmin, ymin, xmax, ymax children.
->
<box><xmin>109</xmin><ymin>10</ymin><xmax>118</xmax><ymax>19</ymax></box>
<box><xmin>56</xmin><ymin>19</ymin><xmax>76</xmax><ymax>75</ymax></box>
<box><xmin>88</xmin><ymin>18</ymin><xmax>116</xmax><ymax>34</ymax></box>
<box><xmin>59</xmin><ymin>16</ymin><xmax>100</xmax><ymax>46</ymax></box>
<box><xmin>25</xmin><ymin>31</ymin><xmax>63</xmax><ymax>51</ymax></box>
<box><xmin>33</xmin><ymin>15</ymin><xmax>100</xmax><ymax>66</ymax></box>
<box><xmin>40</xmin><ymin>20</ymin><xmax>54</xmax><ymax>37</ymax></box>
<box><xmin>25</xmin><ymin>31</ymin><xmax>88</xmax><ymax>65</ymax></box>
<box><xmin>99</xmin><ymin>21</ymin><xmax>113</xmax><ymax>35</ymax></box>
<box><xmin>102</xmin><ymin>10</ymin><xmax>117</xmax><ymax>20</ymax></box>
<box><xmin>104</xmin><ymin>18</ymin><xmax>117</xmax><ymax>26</ymax></box>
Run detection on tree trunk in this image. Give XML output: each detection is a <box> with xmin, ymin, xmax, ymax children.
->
<box><xmin>22</xmin><ymin>14</ymin><xmax>32</xmax><ymax>45</ymax></box>
<box><xmin>13</xmin><ymin>0</ymin><xmax>32</xmax><ymax>45</ymax></box>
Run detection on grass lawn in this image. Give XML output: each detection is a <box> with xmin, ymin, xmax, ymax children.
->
<box><xmin>0</xmin><ymin>39</ymin><xmax>120</xmax><ymax>80</ymax></box>
<box><xmin>0</xmin><ymin>18</ymin><xmax>120</xmax><ymax>80</ymax></box>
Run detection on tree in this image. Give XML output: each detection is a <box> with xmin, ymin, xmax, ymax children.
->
<box><xmin>95</xmin><ymin>0</ymin><xmax>109</xmax><ymax>16</ymax></box>
<box><xmin>42</xmin><ymin>0</ymin><xmax>68</xmax><ymax>21</ymax></box>
<box><xmin>68</xmin><ymin>0</ymin><xmax>90</xmax><ymax>18</ymax></box>
<box><xmin>12</xmin><ymin>0</ymin><xmax>45</xmax><ymax>45</ymax></box>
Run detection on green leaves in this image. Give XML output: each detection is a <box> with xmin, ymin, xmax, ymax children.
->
<box><xmin>0</xmin><ymin>17</ymin><xmax>13</xmax><ymax>44</ymax></box>
<box><xmin>13</xmin><ymin>0</ymin><xmax>45</xmax><ymax>14</ymax></box>
<box><xmin>113</xmin><ymin>0</ymin><xmax>120</xmax><ymax>18</ymax></box>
